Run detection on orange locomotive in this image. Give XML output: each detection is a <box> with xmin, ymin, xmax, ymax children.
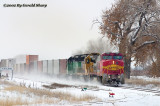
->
<box><xmin>96</xmin><ymin>53</ymin><xmax>125</xmax><ymax>86</ymax></box>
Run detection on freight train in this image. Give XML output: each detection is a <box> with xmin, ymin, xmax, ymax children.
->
<box><xmin>1</xmin><ymin>53</ymin><xmax>125</xmax><ymax>86</ymax></box>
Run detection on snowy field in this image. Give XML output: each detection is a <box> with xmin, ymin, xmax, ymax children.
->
<box><xmin>0</xmin><ymin>74</ymin><xmax>160</xmax><ymax>106</ymax></box>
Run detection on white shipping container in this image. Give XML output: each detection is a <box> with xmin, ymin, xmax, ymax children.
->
<box><xmin>20</xmin><ymin>64</ymin><xmax>24</xmax><ymax>72</ymax></box>
<box><xmin>43</xmin><ymin>60</ymin><xmax>48</xmax><ymax>73</ymax></box>
<box><xmin>15</xmin><ymin>55</ymin><xmax>26</xmax><ymax>64</ymax></box>
<box><xmin>48</xmin><ymin>60</ymin><xmax>53</xmax><ymax>75</ymax></box>
<box><xmin>34</xmin><ymin>61</ymin><xmax>38</xmax><ymax>72</ymax></box>
<box><xmin>53</xmin><ymin>60</ymin><xmax>59</xmax><ymax>75</ymax></box>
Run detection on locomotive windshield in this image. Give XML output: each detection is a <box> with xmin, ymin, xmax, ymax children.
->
<box><xmin>102</xmin><ymin>56</ymin><xmax>122</xmax><ymax>60</ymax></box>
<box><xmin>103</xmin><ymin>56</ymin><xmax>112</xmax><ymax>60</ymax></box>
<box><xmin>113</xmin><ymin>56</ymin><xmax>122</xmax><ymax>60</ymax></box>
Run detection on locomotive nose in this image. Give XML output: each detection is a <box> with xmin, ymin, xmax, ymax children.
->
<box><xmin>113</xmin><ymin>60</ymin><xmax>115</xmax><ymax>64</ymax></box>
<box><xmin>103</xmin><ymin>60</ymin><xmax>122</xmax><ymax>71</ymax></box>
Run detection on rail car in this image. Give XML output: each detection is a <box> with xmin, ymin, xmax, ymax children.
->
<box><xmin>11</xmin><ymin>52</ymin><xmax>124</xmax><ymax>86</ymax></box>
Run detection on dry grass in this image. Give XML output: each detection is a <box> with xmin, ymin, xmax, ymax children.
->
<box><xmin>4</xmin><ymin>85</ymin><xmax>95</xmax><ymax>102</ymax></box>
<box><xmin>2</xmin><ymin>81</ymin><xmax>96</xmax><ymax>105</ymax></box>
<box><xmin>0</xmin><ymin>80</ymin><xmax>15</xmax><ymax>86</ymax></box>
<box><xmin>125</xmin><ymin>78</ymin><xmax>160</xmax><ymax>87</ymax></box>
<box><xmin>4</xmin><ymin>85</ymin><xmax>28</xmax><ymax>93</ymax></box>
<box><xmin>0</xmin><ymin>97</ymin><xmax>29</xmax><ymax>106</ymax></box>
<box><xmin>0</xmin><ymin>97</ymin><xmax>60</xmax><ymax>106</ymax></box>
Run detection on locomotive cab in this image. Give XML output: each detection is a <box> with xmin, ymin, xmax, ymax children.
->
<box><xmin>84</xmin><ymin>53</ymin><xmax>100</xmax><ymax>76</ymax></box>
<box><xmin>98</xmin><ymin>53</ymin><xmax>125</xmax><ymax>85</ymax></box>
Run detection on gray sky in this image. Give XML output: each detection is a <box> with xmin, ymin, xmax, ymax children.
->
<box><xmin>0</xmin><ymin>0</ymin><xmax>115</xmax><ymax>60</ymax></box>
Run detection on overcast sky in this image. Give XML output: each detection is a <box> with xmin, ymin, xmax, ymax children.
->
<box><xmin>0</xmin><ymin>0</ymin><xmax>115</xmax><ymax>60</ymax></box>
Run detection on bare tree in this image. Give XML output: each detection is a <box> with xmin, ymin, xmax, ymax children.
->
<box><xmin>100</xmin><ymin>0</ymin><xmax>160</xmax><ymax>78</ymax></box>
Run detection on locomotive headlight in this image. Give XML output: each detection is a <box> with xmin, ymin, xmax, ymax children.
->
<box><xmin>113</xmin><ymin>61</ymin><xmax>115</xmax><ymax>64</ymax></box>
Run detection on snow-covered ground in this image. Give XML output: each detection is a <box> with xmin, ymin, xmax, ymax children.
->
<box><xmin>125</xmin><ymin>76</ymin><xmax>160</xmax><ymax>90</ymax></box>
<box><xmin>0</xmin><ymin>74</ymin><xmax>160</xmax><ymax>106</ymax></box>
<box><xmin>131</xmin><ymin>76</ymin><xmax>160</xmax><ymax>82</ymax></box>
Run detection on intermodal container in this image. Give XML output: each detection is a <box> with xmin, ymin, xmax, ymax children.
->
<box><xmin>48</xmin><ymin>60</ymin><xmax>53</xmax><ymax>75</ymax></box>
<box><xmin>25</xmin><ymin>64</ymin><xmax>29</xmax><ymax>72</ymax></box>
<box><xmin>26</xmin><ymin>55</ymin><xmax>39</xmax><ymax>65</ymax></box>
<box><xmin>33</xmin><ymin>61</ymin><xmax>37</xmax><ymax>72</ymax></box>
<box><xmin>53</xmin><ymin>60</ymin><xmax>59</xmax><ymax>75</ymax></box>
<box><xmin>29</xmin><ymin>62</ymin><xmax>34</xmax><ymax>72</ymax></box>
<box><xmin>59</xmin><ymin>59</ymin><xmax>67</xmax><ymax>75</ymax></box>
<box><xmin>43</xmin><ymin>60</ymin><xmax>48</xmax><ymax>73</ymax></box>
<box><xmin>20</xmin><ymin>63</ymin><xmax>24</xmax><ymax>73</ymax></box>
<box><xmin>38</xmin><ymin>61</ymin><xmax>43</xmax><ymax>73</ymax></box>
<box><xmin>15</xmin><ymin>55</ymin><xmax>26</xmax><ymax>64</ymax></box>
<box><xmin>24</xmin><ymin>63</ymin><xmax>26</xmax><ymax>72</ymax></box>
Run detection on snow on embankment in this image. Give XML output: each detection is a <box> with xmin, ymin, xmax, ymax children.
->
<box><xmin>13</xmin><ymin>72</ymin><xmax>102</xmax><ymax>87</ymax></box>
<box><xmin>2</xmin><ymin>73</ymin><xmax>160</xmax><ymax>106</ymax></box>
<box><xmin>125</xmin><ymin>76</ymin><xmax>160</xmax><ymax>90</ymax></box>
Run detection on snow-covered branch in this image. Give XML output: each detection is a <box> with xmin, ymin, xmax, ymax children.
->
<box><xmin>142</xmin><ymin>34</ymin><xmax>160</xmax><ymax>42</ymax></box>
<box><xmin>135</xmin><ymin>41</ymin><xmax>156</xmax><ymax>52</ymax></box>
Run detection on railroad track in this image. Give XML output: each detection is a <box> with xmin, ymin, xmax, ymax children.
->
<box><xmin>116</xmin><ymin>85</ymin><xmax>160</xmax><ymax>94</ymax></box>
